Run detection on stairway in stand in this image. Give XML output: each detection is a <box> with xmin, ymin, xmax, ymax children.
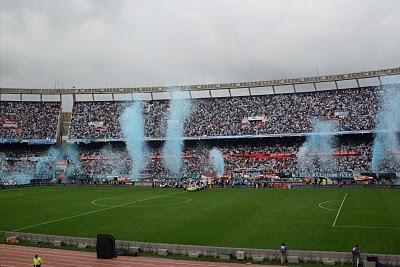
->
<box><xmin>59</xmin><ymin>112</ymin><xmax>72</xmax><ymax>145</ymax></box>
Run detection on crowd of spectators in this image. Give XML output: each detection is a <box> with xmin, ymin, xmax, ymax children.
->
<box><xmin>2</xmin><ymin>86</ymin><xmax>399</xmax><ymax>182</ymax></box>
<box><xmin>0</xmin><ymin>102</ymin><xmax>61</xmax><ymax>140</ymax></box>
<box><xmin>1</xmin><ymin>137</ymin><xmax>399</xmax><ymax>182</ymax></box>
<box><xmin>0</xmin><ymin>145</ymin><xmax>49</xmax><ymax>180</ymax></box>
<box><xmin>150</xmin><ymin>178</ymin><xmax>208</xmax><ymax>189</ymax></box>
<box><xmin>68</xmin><ymin>87</ymin><xmax>380</xmax><ymax>140</ymax></box>
<box><xmin>76</xmin><ymin>137</ymin><xmax>399</xmax><ymax>178</ymax></box>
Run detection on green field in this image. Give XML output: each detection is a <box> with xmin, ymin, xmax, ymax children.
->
<box><xmin>0</xmin><ymin>186</ymin><xmax>399</xmax><ymax>254</ymax></box>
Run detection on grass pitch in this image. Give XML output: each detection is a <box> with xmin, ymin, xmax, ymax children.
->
<box><xmin>0</xmin><ymin>186</ymin><xmax>399</xmax><ymax>254</ymax></box>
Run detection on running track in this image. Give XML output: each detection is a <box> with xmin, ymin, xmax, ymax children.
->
<box><xmin>0</xmin><ymin>244</ymin><xmax>266</xmax><ymax>267</ymax></box>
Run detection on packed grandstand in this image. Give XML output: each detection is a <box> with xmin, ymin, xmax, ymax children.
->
<box><xmin>0</xmin><ymin>68</ymin><xmax>399</xmax><ymax>186</ymax></box>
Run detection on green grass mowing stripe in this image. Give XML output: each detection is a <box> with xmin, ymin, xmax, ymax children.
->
<box><xmin>12</xmin><ymin>191</ymin><xmax>185</xmax><ymax>232</ymax></box>
<box><xmin>332</xmin><ymin>193</ymin><xmax>347</xmax><ymax>227</ymax></box>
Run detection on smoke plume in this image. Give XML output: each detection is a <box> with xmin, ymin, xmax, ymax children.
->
<box><xmin>297</xmin><ymin>119</ymin><xmax>337</xmax><ymax>174</ymax></box>
<box><xmin>371</xmin><ymin>86</ymin><xmax>400</xmax><ymax>173</ymax></box>
<box><xmin>209</xmin><ymin>148</ymin><xmax>225</xmax><ymax>177</ymax></box>
<box><xmin>120</xmin><ymin>101</ymin><xmax>148</xmax><ymax>181</ymax></box>
<box><xmin>162</xmin><ymin>92</ymin><xmax>191</xmax><ymax>177</ymax></box>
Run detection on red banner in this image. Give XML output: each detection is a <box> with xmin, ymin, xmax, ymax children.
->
<box><xmin>1</xmin><ymin>120</ymin><xmax>18</xmax><ymax>128</ymax></box>
<box><xmin>227</xmin><ymin>151</ymin><xmax>360</xmax><ymax>159</ymax></box>
<box><xmin>228</xmin><ymin>153</ymin><xmax>295</xmax><ymax>159</ymax></box>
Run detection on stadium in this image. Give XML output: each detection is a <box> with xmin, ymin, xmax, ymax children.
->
<box><xmin>1</xmin><ymin>67</ymin><xmax>400</xmax><ymax>266</ymax></box>
<box><xmin>1</xmin><ymin>1</ymin><xmax>400</xmax><ymax>266</ymax></box>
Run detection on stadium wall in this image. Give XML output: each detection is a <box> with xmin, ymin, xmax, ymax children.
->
<box><xmin>5</xmin><ymin>231</ymin><xmax>400</xmax><ymax>265</ymax></box>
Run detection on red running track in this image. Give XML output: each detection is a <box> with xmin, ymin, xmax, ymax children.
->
<box><xmin>0</xmin><ymin>244</ymin><xmax>268</xmax><ymax>267</ymax></box>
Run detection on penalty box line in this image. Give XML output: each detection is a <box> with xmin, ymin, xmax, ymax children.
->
<box><xmin>334</xmin><ymin>225</ymin><xmax>400</xmax><ymax>230</ymax></box>
<box><xmin>331</xmin><ymin>193</ymin><xmax>400</xmax><ymax>230</ymax></box>
<box><xmin>332</xmin><ymin>193</ymin><xmax>347</xmax><ymax>227</ymax></box>
<box><xmin>12</xmin><ymin>191</ymin><xmax>185</xmax><ymax>232</ymax></box>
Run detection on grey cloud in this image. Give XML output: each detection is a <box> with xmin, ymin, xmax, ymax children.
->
<box><xmin>0</xmin><ymin>0</ymin><xmax>399</xmax><ymax>88</ymax></box>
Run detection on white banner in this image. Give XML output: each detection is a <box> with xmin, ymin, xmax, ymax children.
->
<box><xmin>1</xmin><ymin>120</ymin><xmax>17</xmax><ymax>128</ymax></box>
<box><xmin>88</xmin><ymin>121</ymin><xmax>104</xmax><ymax>128</ymax></box>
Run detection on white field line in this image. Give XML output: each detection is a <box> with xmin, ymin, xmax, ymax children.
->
<box><xmin>334</xmin><ymin>225</ymin><xmax>400</xmax><ymax>230</ymax></box>
<box><xmin>91</xmin><ymin>196</ymin><xmax>192</xmax><ymax>208</ymax></box>
<box><xmin>318</xmin><ymin>200</ymin><xmax>340</xmax><ymax>212</ymax></box>
<box><xmin>12</xmin><ymin>191</ymin><xmax>185</xmax><ymax>232</ymax></box>
<box><xmin>332</xmin><ymin>193</ymin><xmax>347</xmax><ymax>227</ymax></box>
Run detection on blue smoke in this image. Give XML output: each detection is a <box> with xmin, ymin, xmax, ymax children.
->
<box><xmin>35</xmin><ymin>146</ymin><xmax>63</xmax><ymax>179</ymax></box>
<box><xmin>120</xmin><ymin>101</ymin><xmax>148</xmax><ymax>181</ymax></box>
<box><xmin>162</xmin><ymin>94</ymin><xmax>191</xmax><ymax>177</ymax></box>
<box><xmin>99</xmin><ymin>143</ymin><xmax>125</xmax><ymax>177</ymax></box>
<box><xmin>209</xmin><ymin>148</ymin><xmax>224</xmax><ymax>177</ymax></box>
<box><xmin>0</xmin><ymin>153</ymin><xmax>7</xmax><ymax>180</ymax></box>
<box><xmin>371</xmin><ymin>86</ymin><xmax>400</xmax><ymax>173</ymax></box>
<box><xmin>64</xmin><ymin>144</ymin><xmax>82</xmax><ymax>181</ymax></box>
<box><xmin>371</xmin><ymin>135</ymin><xmax>384</xmax><ymax>173</ymax></box>
<box><xmin>8</xmin><ymin>173</ymin><xmax>31</xmax><ymax>185</ymax></box>
<box><xmin>297</xmin><ymin>119</ymin><xmax>337</xmax><ymax>174</ymax></box>
<box><xmin>34</xmin><ymin>145</ymin><xmax>81</xmax><ymax>182</ymax></box>
<box><xmin>0</xmin><ymin>152</ymin><xmax>31</xmax><ymax>185</ymax></box>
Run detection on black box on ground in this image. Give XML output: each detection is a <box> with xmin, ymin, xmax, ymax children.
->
<box><xmin>96</xmin><ymin>234</ymin><xmax>117</xmax><ymax>259</ymax></box>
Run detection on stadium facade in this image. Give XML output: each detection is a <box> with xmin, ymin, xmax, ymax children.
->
<box><xmin>0</xmin><ymin>67</ymin><xmax>399</xmax><ymax>183</ymax></box>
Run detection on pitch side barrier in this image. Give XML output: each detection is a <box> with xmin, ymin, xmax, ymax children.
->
<box><xmin>1</xmin><ymin>183</ymin><xmax>400</xmax><ymax>190</ymax></box>
<box><xmin>4</xmin><ymin>232</ymin><xmax>400</xmax><ymax>265</ymax></box>
<box><xmin>0</xmin><ymin>183</ymin><xmax>133</xmax><ymax>190</ymax></box>
<box><xmin>290</xmin><ymin>184</ymin><xmax>400</xmax><ymax>189</ymax></box>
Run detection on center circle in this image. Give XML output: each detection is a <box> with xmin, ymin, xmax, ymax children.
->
<box><xmin>91</xmin><ymin>195</ymin><xmax>192</xmax><ymax>208</ymax></box>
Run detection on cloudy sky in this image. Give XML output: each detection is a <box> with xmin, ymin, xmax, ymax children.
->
<box><xmin>0</xmin><ymin>0</ymin><xmax>399</xmax><ymax>89</ymax></box>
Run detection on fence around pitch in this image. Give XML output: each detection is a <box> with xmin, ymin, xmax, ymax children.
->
<box><xmin>4</xmin><ymin>232</ymin><xmax>400</xmax><ymax>266</ymax></box>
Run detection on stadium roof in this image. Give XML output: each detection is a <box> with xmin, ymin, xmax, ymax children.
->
<box><xmin>0</xmin><ymin>67</ymin><xmax>399</xmax><ymax>97</ymax></box>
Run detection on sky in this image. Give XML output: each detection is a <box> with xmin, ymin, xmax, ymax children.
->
<box><xmin>0</xmin><ymin>0</ymin><xmax>399</xmax><ymax>89</ymax></box>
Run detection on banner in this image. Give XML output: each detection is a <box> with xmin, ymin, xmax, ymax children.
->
<box><xmin>227</xmin><ymin>151</ymin><xmax>360</xmax><ymax>159</ymax></box>
<box><xmin>248</xmin><ymin>116</ymin><xmax>266</xmax><ymax>122</ymax></box>
<box><xmin>224</xmin><ymin>151</ymin><xmax>361</xmax><ymax>160</ymax></box>
<box><xmin>334</xmin><ymin>111</ymin><xmax>349</xmax><ymax>118</ymax></box>
<box><xmin>293</xmin><ymin>171</ymin><xmax>354</xmax><ymax>179</ymax></box>
<box><xmin>94</xmin><ymin>126</ymin><xmax>108</xmax><ymax>132</ymax></box>
<box><xmin>27</xmin><ymin>139</ymin><xmax>56</xmax><ymax>145</ymax></box>
<box><xmin>1</xmin><ymin>120</ymin><xmax>18</xmax><ymax>128</ymax></box>
<box><xmin>228</xmin><ymin>153</ymin><xmax>295</xmax><ymax>160</ymax></box>
<box><xmin>88</xmin><ymin>121</ymin><xmax>104</xmax><ymax>128</ymax></box>
<box><xmin>56</xmin><ymin>160</ymin><xmax>67</xmax><ymax>169</ymax></box>
<box><xmin>242</xmin><ymin>116</ymin><xmax>266</xmax><ymax>124</ymax></box>
<box><xmin>354</xmin><ymin>175</ymin><xmax>373</xmax><ymax>181</ymax></box>
<box><xmin>0</xmin><ymin>138</ymin><xmax>19</xmax><ymax>144</ymax></box>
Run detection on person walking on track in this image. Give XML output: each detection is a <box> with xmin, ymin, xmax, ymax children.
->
<box><xmin>33</xmin><ymin>254</ymin><xmax>43</xmax><ymax>267</ymax></box>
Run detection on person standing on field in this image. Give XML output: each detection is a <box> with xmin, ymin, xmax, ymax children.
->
<box><xmin>352</xmin><ymin>244</ymin><xmax>361</xmax><ymax>267</ymax></box>
<box><xmin>33</xmin><ymin>254</ymin><xmax>43</xmax><ymax>267</ymax></box>
<box><xmin>280</xmin><ymin>243</ymin><xmax>287</xmax><ymax>264</ymax></box>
